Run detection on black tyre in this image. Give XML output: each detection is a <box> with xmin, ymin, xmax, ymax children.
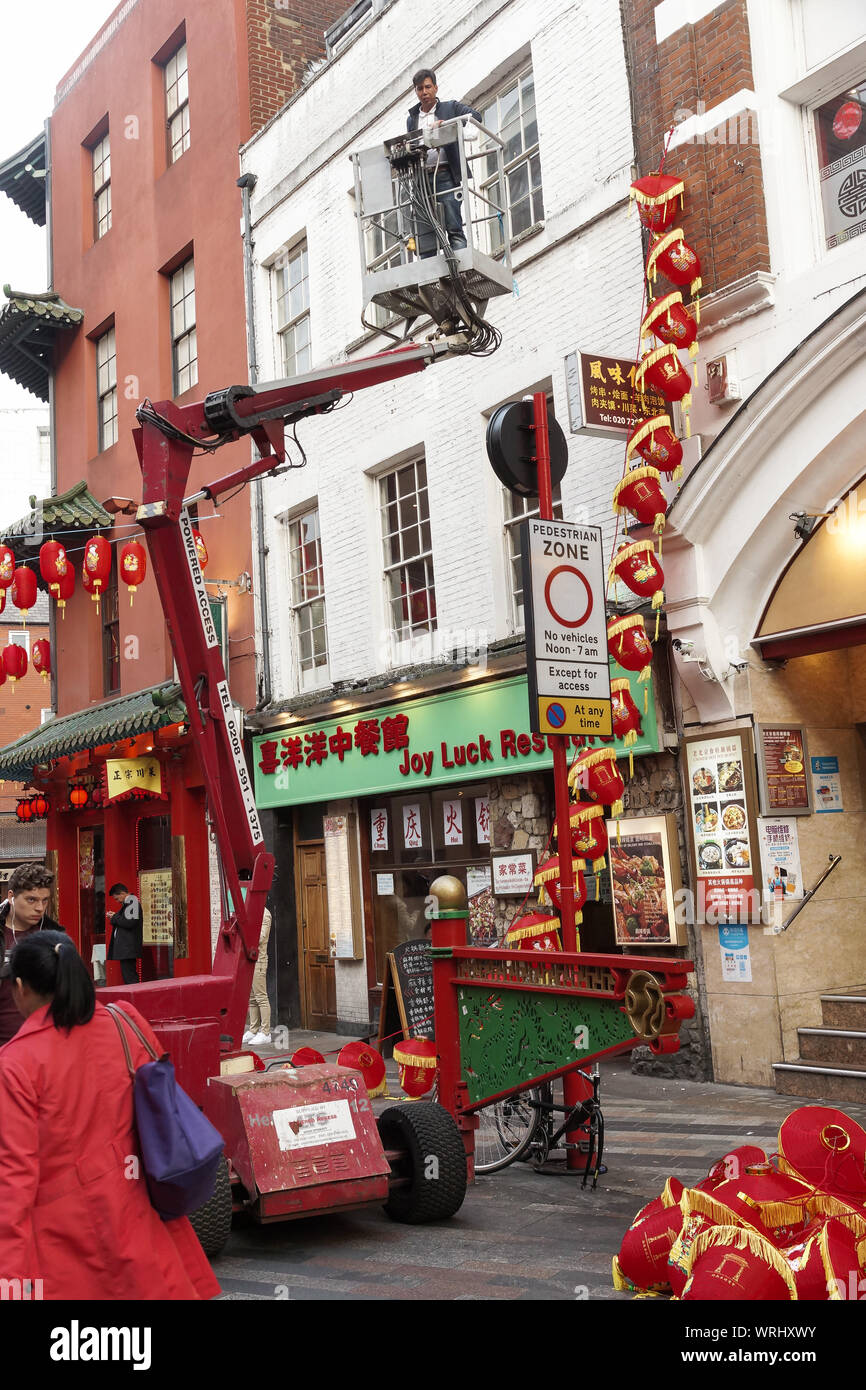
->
<box><xmin>188</xmin><ymin>1154</ymin><xmax>232</xmax><ymax>1256</ymax></box>
<box><xmin>377</xmin><ymin>1103</ymin><xmax>467</xmax><ymax>1224</ymax></box>
<box><xmin>474</xmin><ymin>1089</ymin><xmax>543</xmax><ymax>1174</ymax></box>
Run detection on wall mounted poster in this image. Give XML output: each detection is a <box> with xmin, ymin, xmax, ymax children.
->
<box><xmin>718</xmin><ymin>924</ymin><xmax>752</xmax><ymax>983</ymax></box>
<box><xmin>607</xmin><ymin>814</ymin><xmax>683</xmax><ymax>946</ymax></box>
<box><xmin>685</xmin><ymin>729</ymin><xmax>758</xmax><ymax>922</ymax></box>
<box><xmin>811</xmin><ymin>756</ymin><xmax>843</xmax><ymax>813</ymax></box>
<box><xmin>757</xmin><ymin>817</ymin><xmax>804</xmax><ymax>902</ymax></box>
<box><xmin>756</xmin><ymin>725</ymin><xmax>811</xmax><ymax>814</ymax></box>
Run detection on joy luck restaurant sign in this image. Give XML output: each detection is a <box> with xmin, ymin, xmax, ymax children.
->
<box><xmin>253</xmin><ymin>673</ymin><xmax>660</xmax><ymax>808</ymax></box>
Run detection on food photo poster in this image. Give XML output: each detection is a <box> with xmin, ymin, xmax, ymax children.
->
<box><xmin>607</xmin><ymin>814</ymin><xmax>683</xmax><ymax>946</ymax></box>
<box><xmin>685</xmin><ymin>731</ymin><xmax>759</xmax><ymax>922</ymax></box>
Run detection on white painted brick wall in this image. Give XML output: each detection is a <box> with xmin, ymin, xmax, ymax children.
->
<box><xmin>242</xmin><ymin>0</ymin><xmax>643</xmax><ymax>701</ymax></box>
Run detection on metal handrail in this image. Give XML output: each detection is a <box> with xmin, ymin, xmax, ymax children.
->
<box><xmin>778</xmin><ymin>854</ymin><xmax>842</xmax><ymax>931</ymax></box>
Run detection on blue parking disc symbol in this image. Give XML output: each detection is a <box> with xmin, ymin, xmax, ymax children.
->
<box><xmin>547</xmin><ymin>702</ymin><xmax>566</xmax><ymax>728</ymax></box>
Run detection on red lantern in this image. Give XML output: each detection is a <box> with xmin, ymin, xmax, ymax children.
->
<box><xmin>608</xmin><ymin>613</ymin><xmax>654</xmax><ymax>682</ymax></box>
<box><xmin>2</xmin><ymin>642</ymin><xmax>28</xmax><ymax>686</ymax></box>
<box><xmin>32</xmin><ymin>638</ymin><xmax>51</xmax><ymax>681</ymax></box>
<box><xmin>0</xmin><ymin>545</ymin><xmax>15</xmax><ymax>590</ymax></box>
<box><xmin>393</xmin><ymin>1036</ymin><xmax>437</xmax><ymax>1098</ymax></box>
<box><xmin>629</xmin><ymin>172</ymin><xmax>685</xmax><ymax>232</ymax></box>
<box><xmin>69</xmin><ymin>784</ymin><xmax>89</xmax><ymax>810</ymax></box>
<box><xmin>608</xmin><ymin>540</ymin><xmax>665</xmax><ymax>611</ymax></box>
<box><xmin>569</xmin><ymin>747</ymin><xmax>626</xmax><ymax>819</ymax></box>
<box><xmin>612</xmin><ymin>466</ymin><xmax>667</xmax><ymax>534</ymax></box>
<box><xmin>83</xmin><ymin>535</ymin><xmax>112</xmax><ymax>613</ymax></box>
<box><xmin>626</xmin><ymin>415</ymin><xmax>683</xmax><ymax>479</ymax></box>
<box><xmin>646</xmin><ymin>227</ymin><xmax>702</xmax><ymax>304</ymax></box>
<box><xmin>611</xmin><ymin>678</ymin><xmax>643</xmax><ymax>761</ymax></box>
<box><xmin>556</xmin><ymin>802</ymin><xmax>609</xmax><ymax>871</ymax></box>
<box><xmin>337</xmin><ymin>1041</ymin><xmax>387</xmax><ymax>1098</ymax></box>
<box><xmin>119</xmin><ymin>540</ymin><xmax>147</xmax><ymax>606</ymax></box>
<box><xmin>56</xmin><ymin>565</ymin><xmax>75</xmax><ymax>619</ymax></box>
<box><xmin>192</xmin><ymin>528</ymin><xmax>209</xmax><ymax>571</ymax></box>
<box><xmin>533</xmin><ymin>857</ymin><xmax>587</xmax><ymax>923</ymax></box>
<box><xmin>29</xmin><ymin>792</ymin><xmax>48</xmax><ymax>819</ymax></box>
<box><xmin>10</xmin><ymin>567</ymin><xmax>37</xmax><ymax>623</ymax></box>
<box><xmin>39</xmin><ymin>540</ymin><xmax>69</xmax><ymax>602</ymax></box>
<box><xmin>641</xmin><ymin>292</ymin><xmax>698</xmax><ymax>362</ymax></box>
<box><xmin>16</xmin><ymin>799</ymin><xmax>33</xmax><ymax>823</ymax></box>
<box><xmin>504</xmin><ymin>912</ymin><xmax>563</xmax><ymax>953</ymax></box>
<box><xmin>289</xmin><ymin>1046</ymin><xmax>325</xmax><ymax>1067</ymax></box>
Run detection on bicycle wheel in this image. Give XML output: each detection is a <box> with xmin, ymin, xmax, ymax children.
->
<box><xmin>473</xmin><ymin>1089</ymin><xmax>543</xmax><ymax>1174</ymax></box>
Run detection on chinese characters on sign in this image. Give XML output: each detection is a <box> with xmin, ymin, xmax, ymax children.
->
<box><xmin>566</xmin><ymin>350</ymin><xmax>668</xmax><ymax>438</ymax></box>
<box><xmin>140</xmin><ymin>869</ymin><xmax>173</xmax><ymax>946</ymax></box>
<box><xmin>686</xmin><ymin>733</ymin><xmax>756</xmax><ymax>921</ymax></box>
<box><xmin>257</xmin><ymin>712</ymin><xmax>411</xmax><ymax>777</ymax></box>
<box><xmin>105</xmin><ymin>757</ymin><xmax>163</xmax><ymax>802</ymax></box>
<box><xmin>371</xmin><ymin>807</ymin><xmax>389</xmax><ymax>852</ymax></box>
<box><xmin>491</xmin><ymin>852</ymin><xmax>535</xmax><ymax>895</ymax></box>
<box><xmin>475</xmin><ymin>797</ymin><xmax>490</xmax><ymax>845</ymax></box>
<box><xmin>757</xmin><ymin>817</ymin><xmax>804</xmax><ymax>905</ymax></box>
<box><xmin>402</xmin><ymin>803</ymin><xmax>423</xmax><ymax>849</ymax></box>
<box><xmin>442</xmin><ymin>799</ymin><xmax>463</xmax><ymax>846</ymax></box>
<box><xmin>757</xmin><ymin>725</ymin><xmax>811</xmax><ymax>814</ymax></box>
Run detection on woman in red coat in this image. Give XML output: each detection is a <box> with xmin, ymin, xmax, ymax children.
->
<box><xmin>0</xmin><ymin>931</ymin><xmax>220</xmax><ymax>1300</ymax></box>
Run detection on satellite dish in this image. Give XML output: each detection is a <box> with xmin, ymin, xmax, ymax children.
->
<box><xmin>486</xmin><ymin>400</ymin><xmax>568</xmax><ymax>497</ymax></box>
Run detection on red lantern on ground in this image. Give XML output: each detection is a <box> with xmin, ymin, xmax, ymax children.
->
<box><xmin>192</xmin><ymin>529</ymin><xmax>209</xmax><ymax>571</ymax></box>
<box><xmin>557</xmin><ymin>802</ymin><xmax>609</xmax><ymax>871</ymax></box>
<box><xmin>612</xmin><ymin>466</ymin><xmax>667</xmax><ymax>534</ymax></box>
<box><xmin>393</xmin><ymin>1036</ymin><xmax>437</xmax><ymax>1098</ymax></box>
<box><xmin>534</xmin><ymin>856</ymin><xmax>587</xmax><ymax>923</ymax></box>
<box><xmin>337</xmin><ymin>1041</ymin><xmax>387</xmax><ymax>1098</ymax></box>
<box><xmin>0</xmin><ymin>545</ymin><xmax>15</xmax><ymax>590</ymax></box>
<box><xmin>10</xmin><ymin>567</ymin><xmax>37</xmax><ymax>623</ymax></box>
<box><xmin>83</xmin><ymin>535</ymin><xmax>111</xmax><ymax>613</ymax></box>
<box><xmin>629</xmin><ymin>172</ymin><xmax>685</xmax><ymax>232</ymax></box>
<box><xmin>641</xmin><ymin>292</ymin><xmax>698</xmax><ymax>363</ymax></box>
<box><xmin>69</xmin><ymin>784</ymin><xmax>89</xmax><ymax>810</ymax></box>
<box><xmin>504</xmin><ymin>912</ymin><xmax>563</xmax><ymax>953</ymax></box>
<box><xmin>39</xmin><ymin>540</ymin><xmax>69</xmax><ymax>602</ymax></box>
<box><xmin>32</xmin><ymin>638</ymin><xmax>51</xmax><ymax>681</ymax></box>
<box><xmin>570</xmin><ymin>747</ymin><xmax>626</xmax><ymax>819</ymax></box>
<box><xmin>288</xmin><ymin>1046</ymin><xmax>325</xmax><ymax>1067</ymax></box>
<box><xmin>608</xmin><ymin>540</ymin><xmax>665</xmax><ymax>610</ymax></box>
<box><xmin>646</xmin><ymin>228</ymin><xmax>702</xmax><ymax>306</ymax></box>
<box><xmin>2</xmin><ymin>642</ymin><xmax>28</xmax><ymax>686</ymax></box>
<box><xmin>56</xmin><ymin>566</ymin><xmax>75</xmax><ymax>619</ymax></box>
<box><xmin>608</xmin><ymin>613</ymin><xmax>654</xmax><ymax>682</ymax></box>
<box><xmin>626</xmin><ymin>415</ymin><xmax>683</xmax><ymax>480</ymax></box>
<box><xmin>119</xmin><ymin>540</ymin><xmax>147</xmax><ymax>606</ymax></box>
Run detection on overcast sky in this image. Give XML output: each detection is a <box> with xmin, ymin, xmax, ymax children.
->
<box><xmin>0</xmin><ymin>0</ymin><xmax>120</xmax><ymax>411</ymax></box>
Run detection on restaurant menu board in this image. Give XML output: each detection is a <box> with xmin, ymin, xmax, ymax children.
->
<box><xmin>757</xmin><ymin>725</ymin><xmax>811</xmax><ymax>814</ymax></box>
<box><xmin>607</xmin><ymin>814</ymin><xmax>682</xmax><ymax>946</ymax></box>
<box><xmin>686</xmin><ymin>733</ymin><xmax>756</xmax><ymax>921</ymax></box>
<box><xmin>388</xmin><ymin>938</ymin><xmax>434</xmax><ymax>1039</ymax></box>
<box><xmin>140</xmin><ymin>869</ymin><xmax>174</xmax><ymax>946</ymax></box>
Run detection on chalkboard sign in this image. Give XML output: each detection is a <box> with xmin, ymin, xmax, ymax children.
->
<box><xmin>378</xmin><ymin>938</ymin><xmax>434</xmax><ymax>1043</ymax></box>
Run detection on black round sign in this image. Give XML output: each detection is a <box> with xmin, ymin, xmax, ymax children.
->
<box><xmin>485</xmin><ymin>400</ymin><xmax>568</xmax><ymax>497</ymax></box>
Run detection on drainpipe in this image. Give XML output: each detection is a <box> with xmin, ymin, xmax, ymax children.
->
<box><xmin>237</xmin><ymin>171</ymin><xmax>272</xmax><ymax>711</ymax></box>
<box><xmin>44</xmin><ymin>115</ymin><xmax>58</xmax><ymax>719</ymax></box>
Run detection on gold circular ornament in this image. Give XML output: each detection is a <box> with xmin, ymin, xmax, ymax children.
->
<box><xmin>428</xmin><ymin>874</ymin><xmax>468</xmax><ymax>913</ymax></box>
<box><xmin>624</xmin><ymin>970</ymin><xmax>666</xmax><ymax>1040</ymax></box>
<box><xmin>820</xmin><ymin>1124</ymin><xmax>851</xmax><ymax>1153</ymax></box>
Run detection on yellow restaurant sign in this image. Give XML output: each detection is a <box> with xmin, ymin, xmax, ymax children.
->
<box><xmin>105</xmin><ymin>756</ymin><xmax>163</xmax><ymax>801</ymax></box>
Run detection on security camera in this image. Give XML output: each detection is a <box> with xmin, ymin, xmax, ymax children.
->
<box><xmin>671</xmin><ymin>638</ymin><xmax>693</xmax><ymax>655</ymax></box>
<box><xmin>727</xmin><ymin>659</ymin><xmax>749</xmax><ymax>674</ymax></box>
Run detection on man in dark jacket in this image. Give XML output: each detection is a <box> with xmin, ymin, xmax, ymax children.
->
<box><xmin>407</xmin><ymin>68</ymin><xmax>481</xmax><ymax>258</ymax></box>
<box><xmin>0</xmin><ymin>862</ymin><xmax>65</xmax><ymax>1045</ymax></box>
<box><xmin>107</xmin><ymin>882</ymin><xmax>144</xmax><ymax>985</ymax></box>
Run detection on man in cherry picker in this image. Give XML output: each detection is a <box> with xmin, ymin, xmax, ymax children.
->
<box><xmin>407</xmin><ymin>68</ymin><xmax>480</xmax><ymax>258</ymax></box>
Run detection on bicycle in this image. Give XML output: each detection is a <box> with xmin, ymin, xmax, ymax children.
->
<box><xmin>473</xmin><ymin>1065</ymin><xmax>605</xmax><ymax>1187</ymax></box>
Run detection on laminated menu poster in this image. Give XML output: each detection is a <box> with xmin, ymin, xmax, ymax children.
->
<box><xmin>607</xmin><ymin>814</ymin><xmax>683</xmax><ymax>946</ymax></box>
<box><xmin>686</xmin><ymin>731</ymin><xmax>756</xmax><ymax>921</ymax></box>
<box><xmin>757</xmin><ymin>817</ymin><xmax>804</xmax><ymax>902</ymax></box>
<box><xmin>757</xmin><ymin>725</ymin><xmax>811</xmax><ymax>814</ymax></box>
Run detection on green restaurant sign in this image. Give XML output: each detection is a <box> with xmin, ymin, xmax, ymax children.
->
<box><xmin>253</xmin><ymin>671</ymin><xmax>660</xmax><ymax>808</ymax></box>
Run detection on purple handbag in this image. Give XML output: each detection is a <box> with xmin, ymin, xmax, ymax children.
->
<box><xmin>107</xmin><ymin>1004</ymin><xmax>224</xmax><ymax>1220</ymax></box>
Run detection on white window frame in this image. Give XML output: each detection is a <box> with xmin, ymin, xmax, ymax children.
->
<box><xmin>809</xmin><ymin>77</ymin><xmax>866</xmax><ymax>254</ymax></box>
<box><xmin>9</xmin><ymin>630</ymin><xmax>30</xmax><ymax>656</ymax></box>
<box><xmin>480</xmin><ymin>66</ymin><xmax>543</xmax><ymax>252</ymax></box>
<box><xmin>165</xmin><ymin>41</ymin><xmax>190</xmax><ymax>164</ymax></box>
<box><xmin>170</xmin><ymin>258</ymin><xmax>197</xmax><ymax>396</ymax></box>
<box><xmin>92</xmin><ymin>132</ymin><xmax>111</xmax><ymax>239</ymax></box>
<box><xmin>286</xmin><ymin>506</ymin><xmax>329</xmax><ymax>690</ymax></box>
<box><xmin>96</xmin><ymin>326</ymin><xmax>118</xmax><ymax>451</ymax></box>
<box><xmin>273</xmin><ymin>242</ymin><xmax>311</xmax><ymax>378</ymax></box>
<box><xmin>379</xmin><ymin>456</ymin><xmax>436</xmax><ymax>653</ymax></box>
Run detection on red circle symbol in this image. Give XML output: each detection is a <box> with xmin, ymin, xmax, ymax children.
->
<box><xmin>544</xmin><ymin>565</ymin><xmax>593</xmax><ymax>628</ymax></box>
<box><xmin>833</xmin><ymin>100</ymin><xmax>862</xmax><ymax>142</ymax></box>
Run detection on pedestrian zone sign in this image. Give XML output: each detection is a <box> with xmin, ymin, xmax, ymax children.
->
<box><xmin>521</xmin><ymin>518</ymin><xmax>612</xmax><ymax>737</ymax></box>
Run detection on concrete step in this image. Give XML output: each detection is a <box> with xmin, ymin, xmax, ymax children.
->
<box><xmin>799</xmin><ymin>1028</ymin><xmax>866</xmax><ymax>1066</ymax></box>
<box><xmin>821</xmin><ymin>989</ymin><xmax>866</xmax><ymax>1030</ymax></box>
<box><xmin>773</xmin><ymin>1058</ymin><xmax>866</xmax><ymax>1104</ymax></box>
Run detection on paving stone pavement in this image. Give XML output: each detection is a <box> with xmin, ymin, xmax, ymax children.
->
<box><xmin>212</xmin><ymin>1052</ymin><xmax>866</xmax><ymax>1302</ymax></box>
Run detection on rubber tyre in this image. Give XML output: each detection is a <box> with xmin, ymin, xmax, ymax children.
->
<box><xmin>377</xmin><ymin>1102</ymin><xmax>468</xmax><ymax>1224</ymax></box>
<box><xmin>188</xmin><ymin>1154</ymin><xmax>232</xmax><ymax>1256</ymax></box>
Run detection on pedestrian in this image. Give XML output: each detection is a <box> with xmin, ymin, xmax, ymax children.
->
<box><xmin>0</xmin><ymin>930</ymin><xmax>220</xmax><ymax>1300</ymax></box>
<box><xmin>107</xmin><ymin>880</ymin><xmax>144</xmax><ymax>984</ymax></box>
<box><xmin>0</xmin><ymin>862</ymin><xmax>65</xmax><ymax>1047</ymax></box>
<box><xmin>407</xmin><ymin>68</ymin><xmax>480</xmax><ymax>257</ymax></box>
<box><xmin>243</xmin><ymin>905</ymin><xmax>272</xmax><ymax>1048</ymax></box>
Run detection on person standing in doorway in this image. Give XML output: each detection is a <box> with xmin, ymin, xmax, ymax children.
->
<box><xmin>107</xmin><ymin>882</ymin><xmax>144</xmax><ymax>984</ymax></box>
<box><xmin>0</xmin><ymin>863</ymin><xmax>65</xmax><ymax>1047</ymax></box>
<box><xmin>407</xmin><ymin>69</ymin><xmax>480</xmax><ymax>258</ymax></box>
<box><xmin>243</xmin><ymin>904</ymin><xmax>272</xmax><ymax>1048</ymax></box>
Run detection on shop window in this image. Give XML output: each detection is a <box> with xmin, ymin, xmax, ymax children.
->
<box><xmin>287</xmin><ymin>506</ymin><xmax>328</xmax><ymax>687</ymax></box>
<box><xmin>102</xmin><ymin>566</ymin><xmax>120</xmax><ymax>696</ymax></box>
<box><xmin>379</xmin><ymin>456</ymin><xmax>436</xmax><ymax>644</ymax></box>
<box><xmin>96</xmin><ymin>325</ymin><xmax>118</xmax><ymax>451</ymax></box>
<box><xmin>813</xmin><ymin>80</ymin><xmax>866</xmax><ymax>251</ymax></box>
<box><xmin>170</xmin><ymin>257</ymin><xmax>197</xmax><ymax>396</ymax></box>
<box><xmin>164</xmin><ymin>41</ymin><xmax>190</xmax><ymax>164</ymax></box>
<box><xmin>480</xmin><ymin>67</ymin><xmax>543</xmax><ymax>253</ymax></box>
<box><xmin>274</xmin><ymin>241</ymin><xmax>311</xmax><ymax>377</ymax></box>
<box><xmin>503</xmin><ymin>480</ymin><xmax>563</xmax><ymax>630</ymax></box>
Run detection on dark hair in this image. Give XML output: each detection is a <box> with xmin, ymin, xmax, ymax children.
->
<box><xmin>8</xmin><ymin>862</ymin><xmax>55</xmax><ymax>895</ymax></box>
<box><xmin>413</xmin><ymin>68</ymin><xmax>436</xmax><ymax>90</ymax></box>
<box><xmin>8</xmin><ymin>931</ymin><xmax>95</xmax><ymax>1031</ymax></box>
<box><xmin>109</xmin><ymin>882</ymin><xmax>129</xmax><ymax>898</ymax></box>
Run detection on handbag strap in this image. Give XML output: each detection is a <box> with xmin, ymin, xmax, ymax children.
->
<box><xmin>106</xmin><ymin>1003</ymin><xmax>160</xmax><ymax>1076</ymax></box>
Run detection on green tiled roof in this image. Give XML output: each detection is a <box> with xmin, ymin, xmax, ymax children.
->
<box><xmin>0</xmin><ymin>287</ymin><xmax>83</xmax><ymax>401</ymax></box>
<box><xmin>0</xmin><ymin>134</ymin><xmax>47</xmax><ymax>227</ymax></box>
<box><xmin>0</xmin><ymin>683</ymin><xmax>187</xmax><ymax>780</ymax></box>
<box><xmin>2</xmin><ymin>480</ymin><xmax>112</xmax><ymax>549</ymax></box>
